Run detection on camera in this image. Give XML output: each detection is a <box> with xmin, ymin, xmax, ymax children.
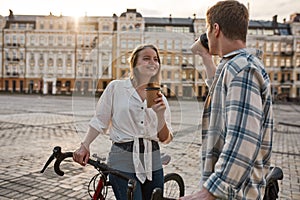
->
<box><xmin>200</xmin><ymin>33</ymin><xmax>209</xmax><ymax>50</ymax></box>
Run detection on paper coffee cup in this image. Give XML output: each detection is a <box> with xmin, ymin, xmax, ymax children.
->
<box><xmin>145</xmin><ymin>87</ymin><xmax>160</xmax><ymax>108</ymax></box>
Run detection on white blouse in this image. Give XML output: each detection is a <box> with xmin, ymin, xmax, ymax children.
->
<box><xmin>89</xmin><ymin>78</ymin><xmax>173</xmax><ymax>182</ymax></box>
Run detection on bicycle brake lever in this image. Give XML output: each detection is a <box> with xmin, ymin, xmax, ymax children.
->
<box><xmin>40</xmin><ymin>146</ymin><xmax>62</xmax><ymax>173</ymax></box>
<box><xmin>40</xmin><ymin>153</ymin><xmax>55</xmax><ymax>173</ymax></box>
<box><xmin>92</xmin><ymin>153</ymin><xmax>106</xmax><ymax>162</ymax></box>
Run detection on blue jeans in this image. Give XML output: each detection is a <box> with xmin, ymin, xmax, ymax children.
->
<box><xmin>109</xmin><ymin>168</ymin><xmax>164</xmax><ymax>200</ymax></box>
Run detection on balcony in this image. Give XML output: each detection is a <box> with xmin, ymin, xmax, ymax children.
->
<box><xmin>280</xmin><ymin>51</ymin><xmax>294</xmax><ymax>56</ymax></box>
<box><xmin>280</xmin><ymin>66</ymin><xmax>294</xmax><ymax>71</ymax></box>
<box><xmin>6</xmin><ymin>43</ymin><xmax>21</xmax><ymax>48</ymax></box>
<box><xmin>280</xmin><ymin>79</ymin><xmax>294</xmax><ymax>85</ymax></box>
<box><xmin>181</xmin><ymin>64</ymin><xmax>194</xmax><ymax>69</ymax></box>
<box><xmin>6</xmin><ymin>72</ymin><xmax>20</xmax><ymax>77</ymax></box>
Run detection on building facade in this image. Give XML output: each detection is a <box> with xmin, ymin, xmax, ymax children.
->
<box><xmin>1</xmin><ymin>9</ymin><xmax>300</xmax><ymax>100</ymax></box>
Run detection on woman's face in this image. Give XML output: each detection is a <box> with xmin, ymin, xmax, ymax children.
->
<box><xmin>134</xmin><ymin>47</ymin><xmax>160</xmax><ymax>79</ymax></box>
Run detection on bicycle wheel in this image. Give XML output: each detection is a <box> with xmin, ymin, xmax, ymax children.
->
<box><xmin>163</xmin><ymin>173</ymin><xmax>185</xmax><ymax>198</ymax></box>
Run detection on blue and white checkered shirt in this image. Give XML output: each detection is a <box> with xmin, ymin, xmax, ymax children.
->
<box><xmin>201</xmin><ymin>48</ymin><xmax>273</xmax><ymax>199</ymax></box>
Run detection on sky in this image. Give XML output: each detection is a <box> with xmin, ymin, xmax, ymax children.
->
<box><xmin>0</xmin><ymin>0</ymin><xmax>299</xmax><ymax>22</ymax></box>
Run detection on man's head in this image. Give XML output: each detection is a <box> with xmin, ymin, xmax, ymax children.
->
<box><xmin>206</xmin><ymin>0</ymin><xmax>249</xmax><ymax>42</ymax></box>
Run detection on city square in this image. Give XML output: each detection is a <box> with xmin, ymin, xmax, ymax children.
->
<box><xmin>0</xmin><ymin>94</ymin><xmax>299</xmax><ymax>199</ymax></box>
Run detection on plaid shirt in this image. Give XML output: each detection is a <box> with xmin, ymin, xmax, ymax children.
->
<box><xmin>201</xmin><ymin>48</ymin><xmax>273</xmax><ymax>200</ymax></box>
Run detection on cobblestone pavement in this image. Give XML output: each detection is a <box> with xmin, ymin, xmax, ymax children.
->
<box><xmin>0</xmin><ymin>94</ymin><xmax>299</xmax><ymax>200</ymax></box>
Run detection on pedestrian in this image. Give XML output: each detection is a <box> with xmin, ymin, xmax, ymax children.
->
<box><xmin>181</xmin><ymin>0</ymin><xmax>274</xmax><ymax>199</ymax></box>
<box><xmin>73</xmin><ymin>44</ymin><xmax>173</xmax><ymax>200</ymax></box>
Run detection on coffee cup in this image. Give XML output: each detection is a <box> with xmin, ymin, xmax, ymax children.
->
<box><xmin>145</xmin><ymin>87</ymin><xmax>160</xmax><ymax>108</ymax></box>
<box><xmin>191</xmin><ymin>33</ymin><xmax>209</xmax><ymax>54</ymax></box>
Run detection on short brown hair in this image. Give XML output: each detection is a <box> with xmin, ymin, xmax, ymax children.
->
<box><xmin>206</xmin><ymin>0</ymin><xmax>249</xmax><ymax>42</ymax></box>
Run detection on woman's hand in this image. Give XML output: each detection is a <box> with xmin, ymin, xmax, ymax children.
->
<box><xmin>151</xmin><ymin>92</ymin><xmax>166</xmax><ymax>116</ymax></box>
<box><xmin>73</xmin><ymin>143</ymin><xmax>90</xmax><ymax>166</ymax></box>
<box><xmin>151</xmin><ymin>92</ymin><xmax>172</xmax><ymax>143</ymax></box>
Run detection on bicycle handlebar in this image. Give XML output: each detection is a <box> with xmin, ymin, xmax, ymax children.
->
<box><xmin>40</xmin><ymin>146</ymin><xmax>136</xmax><ymax>186</ymax></box>
<box><xmin>40</xmin><ymin>146</ymin><xmax>72</xmax><ymax>176</ymax></box>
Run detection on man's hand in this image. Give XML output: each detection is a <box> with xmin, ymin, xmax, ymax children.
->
<box><xmin>179</xmin><ymin>188</ymin><xmax>215</xmax><ymax>200</ymax></box>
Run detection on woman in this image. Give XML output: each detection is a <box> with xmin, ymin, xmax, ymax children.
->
<box><xmin>73</xmin><ymin>44</ymin><xmax>173</xmax><ymax>200</ymax></box>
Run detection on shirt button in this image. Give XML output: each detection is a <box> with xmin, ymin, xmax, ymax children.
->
<box><xmin>141</xmin><ymin>121</ymin><xmax>144</xmax><ymax>124</ymax></box>
<box><xmin>141</xmin><ymin>107</ymin><xmax>144</xmax><ymax>110</ymax></box>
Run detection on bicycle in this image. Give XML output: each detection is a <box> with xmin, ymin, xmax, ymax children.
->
<box><xmin>40</xmin><ymin>146</ymin><xmax>185</xmax><ymax>200</ymax></box>
<box><xmin>151</xmin><ymin>166</ymin><xmax>284</xmax><ymax>200</ymax></box>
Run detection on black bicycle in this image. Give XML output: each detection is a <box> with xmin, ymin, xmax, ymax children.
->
<box><xmin>40</xmin><ymin>146</ymin><xmax>185</xmax><ymax>200</ymax></box>
<box><xmin>152</xmin><ymin>166</ymin><xmax>283</xmax><ymax>200</ymax></box>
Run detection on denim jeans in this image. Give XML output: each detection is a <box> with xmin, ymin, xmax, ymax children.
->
<box><xmin>109</xmin><ymin>168</ymin><xmax>164</xmax><ymax>200</ymax></box>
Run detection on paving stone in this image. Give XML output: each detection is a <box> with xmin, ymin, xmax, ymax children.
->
<box><xmin>0</xmin><ymin>95</ymin><xmax>299</xmax><ymax>199</ymax></box>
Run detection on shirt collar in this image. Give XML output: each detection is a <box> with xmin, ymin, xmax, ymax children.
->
<box><xmin>223</xmin><ymin>48</ymin><xmax>263</xmax><ymax>60</ymax></box>
<box><xmin>124</xmin><ymin>78</ymin><xmax>133</xmax><ymax>89</ymax></box>
<box><xmin>124</xmin><ymin>78</ymin><xmax>144</xmax><ymax>102</ymax></box>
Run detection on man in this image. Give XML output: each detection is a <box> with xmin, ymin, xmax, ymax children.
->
<box><xmin>181</xmin><ymin>1</ymin><xmax>274</xmax><ymax>199</ymax></box>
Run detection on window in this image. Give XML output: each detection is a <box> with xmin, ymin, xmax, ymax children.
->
<box><xmin>174</xmin><ymin>40</ymin><xmax>181</xmax><ymax>49</ymax></box>
<box><xmin>174</xmin><ymin>56</ymin><xmax>179</xmax><ymax>65</ymax></box>
<box><xmin>172</xmin><ymin>27</ymin><xmax>190</xmax><ymax>33</ymax></box>
<box><xmin>128</xmin><ymin>40</ymin><xmax>134</xmax><ymax>49</ymax></box>
<box><xmin>273</xmin><ymin>42</ymin><xmax>279</xmax><ymax>52</ymax></box>
<box><xmin>121</xmin><ymin>40</ymin><xmax>126</xmax><ymax>48</ymax></box>
<box><xmin>158</xmin><ymin>40</ymin><xmax>164</xmax><ymax>49</ymax></box>
<box><xmin>266</xmin><ymin>42</ymin><xmax>272</xmax><ymax>52</ymax></box>
<box><xmin>167</xmin><ymin>55</ymin><xmax>171</xmax><ymax>65</ymax></box>
<box><xmin>20</xmin><ymin>36</ymin><xmax>25</xmax><ymax>46</ymax></box>
<box><xmin>29</xmin><ymin>54</ymin><xmax>34</xmax><ymax>69</ymax></box>
<box><xmin>30</xmin><ymin>36</ymin><xmax>35</xmax><ymax>45</ymax></box>
<box><xmin>58</xmin><ymin>22</ymin><xmax>63</xmax><ymax>30</ymax></box>
<box><xmin>121</xmin><ymin>55</ymin><xmax>126</xmax><ymax>64</ymax></box>
<box><xmin>39</xmin><ymin>54</ymin><xmax>44</xmax><ymax>68</ymax></box>
<box><xmin>19</xmin><ymin>24</ymin><xmax>26</xmax><ymax>29</ymax></box>
<box><xmin>48</xmin><ymin>58</ymin><xmax>54</xmax><ymax>67</ymax></box>
<box><xmin>57</xmin><ymin>58</ymin><xmax>63</xmax><ymax>68</ymax></box>
<box><xmin>167</xmin><ymin>71</ymin><xmax>171</xmax><ymax>79</ymax></box>
<box><xmin>66</xmin><ymin>55</ymin><xmax>72</xmax><ymax>67</ymax></box>
<box><xmin>296</xmin><ymin>57</ymin><xmax>300</xmax><ymax>67</ymax></box>
<box><xmin>274</xmin><ymin>73</ymin><xmax>278</xmax><ymax>81</ymax></box>
<box><xmin>58</xmin><ymin>36</ymin><xmax>63</xmax><ymax>45</ymax></box>
<box><xmin>67</xmin><ymin>36</ymin><xmax>72</xmax><ymax>46</ymax></box>
<box><xmin>296</xmin><ymin>43</ymin><xmax>300</xmax><ymax>52</ymax></box>
<box><xmin>286</xmin><ymin>58</ymin><xmax>291</xmax><ymax>67</ymax></box>
<box><xmin>273</xmin><ymin>57</ymin><xmax>278</xmax><ymax>67</ymax></box>
<box><xmin>49</xmin><ymin>36</ymin><xmax>54</xmax><ymax>45</ymax></box>
<box><xmin>280</xmin><ymin>58</ymin><xmax>285</xmax><ymax>67</ymax></box>
<box><xmin>12</xmin><ymin>35</ymin><xmax>17</xmax><ymax>44</ymax></box>
<box><xmin>40</xmin><ymin>36</ymin><xmax>45</xmax><ymax>45</ymax></box>
<box><xmin>5</xmin><ymin>35</ymin><xmax>10</xmax><ymax>44</ymax></box>
<box><xmin>167</xmin><ymin>40</ymin><xmax>173</xmax><ymax>50</ymax></box>
<box><xmin>103</xmin><ymin>25</ymin><xmax>109</xmax><ymax>31</ymax></box>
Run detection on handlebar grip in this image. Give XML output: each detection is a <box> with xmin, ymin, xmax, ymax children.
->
<box><xmin>54</xmin><ymin>151</ymin><xmax>73</xmax><ymax>176</ymax></box>
<box><xmin>266</xmin><ymin>167</ymin><xmax>283</xmax><ymax>184</ymax></box>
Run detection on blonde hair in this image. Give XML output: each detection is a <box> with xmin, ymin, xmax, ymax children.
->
<box><xmin>128</xmin><ymin>44</ymin><xmax>161</xmax><ymax>86</ymax></box>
